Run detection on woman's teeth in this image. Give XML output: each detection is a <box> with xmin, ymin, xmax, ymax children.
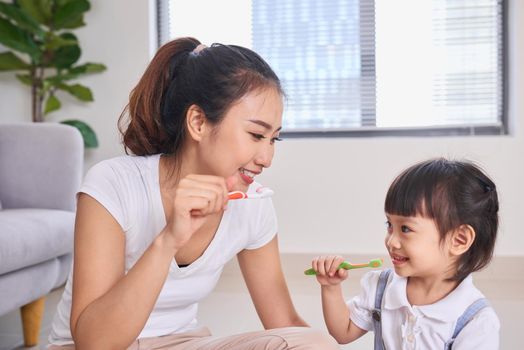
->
<box><xmin>240</xmin><ymin>168</ymin><xmax>255</xmax><ymax>178</ymax></box>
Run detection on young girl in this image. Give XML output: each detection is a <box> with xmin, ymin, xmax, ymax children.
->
<box><xmin>48</xmin><ymin>37</ymin><xmax>338</xmax><ymax>349</ymax></box>
<box><xmin>311</xmin><ymin>158</ymin><xmax>500</xmax><ymax>349</ymax></box>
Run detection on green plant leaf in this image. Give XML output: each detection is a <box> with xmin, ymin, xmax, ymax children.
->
<box><xmin>57</xmin><ymin>82</ymin><xmax>93</xmax><ymax>101</ymax></box>
<box><xmin>45</xmin><ymin>63</ymin><xmax>105</xmax><ymax>84</ymax></box>
<box><xmin>3</xmin><ymin>0</ymin><xmax>103</xmax><ymax>132</ymax></box>
<box><xmin>0</xmin><ymin>2</ymin><xmax>43</xmax><ymax>37</ymax></box>
<box><xmin>59</xmin><ymin>32</ymin><xmax>77</xmax><ymax>41</ymax></box>
<box><xmin>60</xmin><ymin>119</ymin><xmax>98</xmax><ymax>148</ymax></box>
<box><xmin>54</xmin><ymin>43</ymin><xmax>81</xmax><ymax>68</ymax></box>
<box><xmin>44</xmin><ymin>33</ymin><xmax>77</xmax><ymax>50</ymax></box>
<box><xmin>15</xmin><ymin>73</ymin><xmax>33</xmax><ymax>85</ymax></box>
<box><xmin>60</xmin><ymin>16</ymin><xmax>85</xmax><ymax>29</ymax></box>
<box><xmin>55</xmin><ymin>0</ymin><xmax>82</xmax><ymax>6</ymax></box>
<box><xmin>51</xmin><ymin>33</ymin><xmax>81</xmax><ymax>68</ymax></box>
<box><xmin>54</xmin><ymin>0</ymin><xmax>90</xmax><ymax>30</ymax></box>
<box><xmin>46</xmin><ymin>72</ymin><xmax>79</xmax><ymax>84</ymax></box>
<box><xmin>67</xmin><ymin>83</ymin><xmax>93</xmax><ymax>101</ymax></box>
<box><xmin>42</xmin><ymin>78</ymin><xmax>53</xmax><ymax>94</ymax></box>
<box><xmin>0</xmin><ymin>17</ymin><xmax>40</xmax><ymax>58</ymax></box>
<box><xmin>17</xmin><ymin>0</ymin><xmax>52</xmax><ymax>25</ymax></box>
<box><xmin>69</xmin><ymin>62</ymin><xmax>106</xmax><ymax>75</ymax></box>
<box><xmin>44</xmin><ymin>94</ymin><xmax>61</xmax><ymax>114</ymax></box>
<box><xmin>0</xmin><ymin>51</ymin><xmax>30</xmax><ymax>71</ymax></box>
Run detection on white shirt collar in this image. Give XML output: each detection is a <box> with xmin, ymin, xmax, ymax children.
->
<box><xmin>384</xmin><ymin>271</ymin><xmax>484</xmax><ymax>322</ymax></box>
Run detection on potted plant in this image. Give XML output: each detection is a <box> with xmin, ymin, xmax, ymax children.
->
<box><xmin>0</xmin><ymin>0</ymin><xmax>106</xmax><ymax>148</ymax></box>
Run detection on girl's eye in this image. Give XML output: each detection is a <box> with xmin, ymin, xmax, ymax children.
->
<box><xmin>401</xmin><ymin>225</ymin><xmax>411</xmax><ymax>233</ymax></box>
<box><xmin>270</xmin><ymin>137</ymin><xmax>282</xmax><ymax>145</ymax></box>
<box><xmin>385</xmin><ymin>221</ymin><xmax>393</xmax><ymax>232</ymax></box>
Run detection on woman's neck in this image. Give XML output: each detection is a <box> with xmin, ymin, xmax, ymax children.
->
<box><xmin>159</xmin><ymin>147</ymin><xmax>199</xmax><ymax>189</ymax></box>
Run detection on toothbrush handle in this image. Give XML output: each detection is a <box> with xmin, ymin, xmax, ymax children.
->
<box><xmin>304</xmin><ymin>261</ymin><xmax>365</xmax><ymax>275</ymax></box>
<box><xmin>228</xmin><ymin>191</ymin><xmax>246</xmax><ymax>200</ymax></box>
<box><xmin>341</xmin><ymin>262</ymin><xmax>370</xmax><ymax>269</ymax></box>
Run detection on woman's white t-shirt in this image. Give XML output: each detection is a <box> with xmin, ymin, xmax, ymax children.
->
<box><xmin>48</xmin><ymin>154</ymin><xmax>278</xmax><ymax>345</ymax></box>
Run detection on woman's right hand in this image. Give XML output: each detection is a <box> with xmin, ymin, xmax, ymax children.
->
<box><xmin>163</xmin><ymin>174</ymin><xmax>232</xmax><ymax>250</ymax></box>
<box><xmin>311</xmin><ymin>255</ymin><xmax>349</xmax><ymax>286</ymax></box>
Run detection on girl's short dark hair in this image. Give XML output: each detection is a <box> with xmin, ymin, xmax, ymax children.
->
<box><xmin>385</xmin><ymin>158</ymin><xmax>499</xmax><ymax>281</ymax></box>
<box><xmin>119</xmin><ymin>37</ymin><xmax>283</xmax><ymax>156</ymax></box>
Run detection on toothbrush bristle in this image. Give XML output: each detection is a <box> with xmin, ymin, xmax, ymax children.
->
<box><xmin>370</xmin><ymin>259</ymin><xmax>383</xmax><ymax>267</ymax></box>
<box><xmin>256</xmin><ymin>187</ymin><xmax>274</xmax><ymax>197</ymax></box>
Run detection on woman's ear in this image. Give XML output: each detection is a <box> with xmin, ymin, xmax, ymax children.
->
<box><xmin>449</xmin><ymin>224</ymin><xmax>476</xmax><ymax>256</ymax></box>
<box><xmin>186</xmin><ymin>104</ymin><xmax>207</xmax><ymax>142</ymax></box>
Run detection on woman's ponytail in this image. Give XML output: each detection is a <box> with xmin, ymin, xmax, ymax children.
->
<box><xmin>119</xmin><ymin>37</ymin><xmax>200</xmax><ymax>155</ymax></box>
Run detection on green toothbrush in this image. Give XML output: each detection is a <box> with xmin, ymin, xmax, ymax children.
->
<box><xmin>304</xmin><ymin>258</ymin><xmax>383</xmax><ymax>276</ymax></box>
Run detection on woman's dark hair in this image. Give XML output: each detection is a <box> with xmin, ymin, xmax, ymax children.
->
<box><xmin>119</xmin><ymin>37</ymin><xmax>283</xmax><ymax>156</ymax></box>
<box><xmin>385</xmin><ymin>158</ymin><xmax>499</xmax><ymax>281</ymax></box>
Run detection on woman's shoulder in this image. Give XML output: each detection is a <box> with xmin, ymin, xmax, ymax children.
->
<box><xmin>85</xmin><ymin>154</ymin><xmax>160</xmax><ymax>182</ymax></box>
<box><xmin>79</xmin><ymin>155</ymin><xmax>161</xmax><ymax>231</ymax></box>
<box><xmin>81</xmin><ymin>154</ymin><xmax>161</xmax><ymax>200</ymax></box>
<box><xmin>90</xmin><ymin>154</ymin><xmax>159</xmax><ymax>173</ymax></box>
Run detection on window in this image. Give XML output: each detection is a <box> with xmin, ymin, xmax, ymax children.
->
<box><xmin>158</xmin><ymin>0</ymin><xmax>507</xmax><ymax>136</ymax></box>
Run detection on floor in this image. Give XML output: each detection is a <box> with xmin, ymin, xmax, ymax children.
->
<box><xmin>1</xmin><ymin>254</ymin><xmax>522</xmax><ymax>349</ymax></box>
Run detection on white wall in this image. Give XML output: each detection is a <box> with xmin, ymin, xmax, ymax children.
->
<box><xmin>0</xmin><ymin>0</ymin><xmax>153</xmax><ymax>170</ymax></box>
<box><xmin>1</xmin><ymin>0</ymin><xmax>523</xmax><ymax>256</ymax></box>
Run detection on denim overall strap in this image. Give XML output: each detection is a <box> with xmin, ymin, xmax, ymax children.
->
<box><xmin>373</xmin><ymin>269</ymin><xmax>392</xmax><ymax>350</ymax></box>
<box><xmin>443</xmin><ymin>298</ymin><xmax>489</xmax><ymax>350</ymax></box>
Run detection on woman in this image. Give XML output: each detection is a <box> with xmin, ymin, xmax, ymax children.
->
<box><xmin>48</xmin><ymin>37</ymin><xmax>338</xmax><ymax>349</ymax></box>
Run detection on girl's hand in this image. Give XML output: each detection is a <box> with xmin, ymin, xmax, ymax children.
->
<box><xmin>311</xmin><ymin>255</ymin><xmax>349</xmax><ymax>286</ymax></box>
<box><xmin>164</xmin><ymin>174</ymin><xmax>234</xmax><ymax>250</ymax></box>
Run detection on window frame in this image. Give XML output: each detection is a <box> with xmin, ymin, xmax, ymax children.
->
<box><xmin>156</xmin><ymin>0</ymin><xmax>509</xmax><ymax>138</ymax></box>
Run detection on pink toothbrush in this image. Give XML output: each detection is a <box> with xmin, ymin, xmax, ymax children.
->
<box><xmin>228</xmin><ymin>186</ymin><xmax>274</xmax><ymax>200</ymax></box>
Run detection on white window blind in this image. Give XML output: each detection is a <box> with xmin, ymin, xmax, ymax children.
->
<box><xmin>159</xmin><ymin>0</ymin><xmax>506</xmax><ymax>136</ymax></box>
<box><xmin>252</xmin><ymin>0</ymin><xmax>376</xmax><ymax>130</ymax></box>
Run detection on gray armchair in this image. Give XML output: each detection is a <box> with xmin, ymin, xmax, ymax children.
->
<box><xmin>0</xmin><ymin>123</ymin><xmax>83</xmax><ymax>346</ymax></box>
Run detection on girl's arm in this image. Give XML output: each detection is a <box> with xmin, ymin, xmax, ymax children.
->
<box><xmin>321</xmin><ymin>284</ymin><xmax>367</xmax><ymax>344</ymax></box>
<box><xmin>70</xmin><ymin>194</ymin><xmax>177</xmax><ymax>350</ymax></box>
<box><xmin>312</xmin><ymin>255</ymin><xmax>367</xmax><ymax>344</ymax></box>
<box><xmin>237</xmin><ymin>236</ymin><xmax>308</xmax><ymax>328</ymax></box>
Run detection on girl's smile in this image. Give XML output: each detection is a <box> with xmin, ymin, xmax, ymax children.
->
<box><xmin>390</xmin><ymin>253</ymin><xmax>409</xmax><ymax>266</ymax></box>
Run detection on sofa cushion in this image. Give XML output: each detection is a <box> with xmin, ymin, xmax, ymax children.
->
<box><xmin>0</xmin><ymin>209</ymin><xmax>75</xmax><ymax>275</ymax></box>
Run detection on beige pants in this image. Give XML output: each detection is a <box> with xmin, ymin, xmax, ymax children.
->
<box><xmin>47</xmin><ymin>326</ymin><xmax>339</xmax><ymax>349</ymax></box>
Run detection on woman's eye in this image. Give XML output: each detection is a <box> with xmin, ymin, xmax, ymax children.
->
<box><xmin>249</xmin><ymin>132</ymin><xmax>265</xmax><ymax>140</ymax></box>
<box><xmin>401</xmin><ymin>225</ymin><xmax>411</xmax><ymax>233</ymax></box>
<box><xmin>270</xmin><ymin>137</ymin><xmax>282</xmax><ymax>144</ymax></box>
<box><xmin>250</xmin><ymin>133</ymin><xmax>282</xmax><ymax>144</ymax></box>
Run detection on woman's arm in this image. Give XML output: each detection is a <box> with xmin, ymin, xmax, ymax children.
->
<box><xmin>70</xmin><ymin>194</ymin><xmax>177</xmax><ymax>350</ymax></box>
<box><xmin>237</xmin><ymin>236</ymin><xmax>308</xmax><ymax>328</ymax></box>
<box><xmin>71</xmin><ymin>174</ymin><xmax>229</xmax><ymax>349</ymax></box>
